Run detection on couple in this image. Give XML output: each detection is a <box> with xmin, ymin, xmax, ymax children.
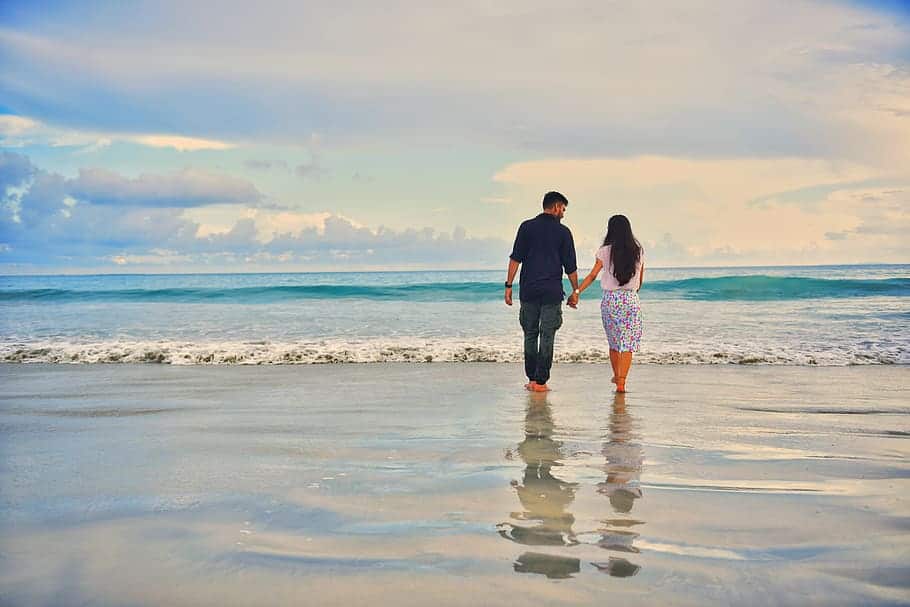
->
<box><xmin>505</xmin><ymin>191</ymin><xmax>644</xmax><ymax>393</ymax></box>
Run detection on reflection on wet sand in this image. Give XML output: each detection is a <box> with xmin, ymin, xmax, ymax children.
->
<box><xmin>591</xmin><ymin>393</ymin><xmax>644</xmax><ymax>577</ymax></box>
<box><xmin>500</xmin><ymin>392</ymin><xmax>645</xmax><ymax>579</ymax></box>
<box><xmin>513</xmin><ymin>552</ymin><xmax>581</xmax><ymax>580</ymax></box>
<box><xmin>498</xmin><ymin>393</ymin><xmax>581</xmax><ymax>577</ymax></box>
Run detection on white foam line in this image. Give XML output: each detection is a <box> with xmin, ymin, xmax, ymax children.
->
<box><xmin>0</xmin><ymin>339</ymin><xmax>903</xmax><ymax>365</ymax></box>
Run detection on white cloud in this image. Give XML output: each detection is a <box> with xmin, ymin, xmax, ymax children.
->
<box><xmin>68</xmin><ymin>167</ymin><xmax>262</xmax><ymax>207</ymax></box>
<box><xmin>107</xmin><ymin>249</ymin><xmax>193</xmax><ymax>265</ymax></box>
<box><xmin>183</xmin><ymin>206</ymin><xmax>333</xmax><ymax>241</ymax></box>
<box><xmin>0</xmin><ymin>114</ymin><xmax>235</xmax><ymax>151</ymax></box>
<box><xmin>0</xmin><ymin>114</ymin><xmax>40</xmax><ymax>137</ymax></box>
<box><xmin>130</xmin><ymin>134</ymin><xmax>235</xmax><ymax>151</ymax></box>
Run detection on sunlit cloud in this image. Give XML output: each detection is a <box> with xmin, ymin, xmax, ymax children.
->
<box><xmin>130</xmin><ymin>134</ymin><xmax>235</xmax><ymax>151</ymax></box>
<box><xmin>0</xmin><ymin>114</ymin><xmax>234</xmax><ymax>151</ymax></box>
<box><xmin>493</xmin><ymin>155</ymin><xmax>909</xmax><ymax>264</ymax></box>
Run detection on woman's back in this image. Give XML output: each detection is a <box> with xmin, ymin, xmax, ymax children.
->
<box><xmin>596</xmin><ymin>245</ymin><xmax>644</xmax><ymax>291</ymax></box>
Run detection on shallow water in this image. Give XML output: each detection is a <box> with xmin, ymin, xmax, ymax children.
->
<box><xmin>0</xmin><ymin>364</ymin><xmax>908</xmax><ymax>606</ymax></box>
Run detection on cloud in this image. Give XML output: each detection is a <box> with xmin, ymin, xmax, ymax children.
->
<box><xmin>824</xmin><ymin>231</ymin><xmax>849</xmax><ymax>241</ymax></box>
<box><xmin>481</xmin><ymin>196</ymin><xmax>512</xmax><ymax>205</ymax></box>
<box><xmin>244</xmin><ymin>158</ymin><xmax>289</xmax><ymax>171</ymax></box>
<box><xmin>294</xmin><ymin>159</ymin><xmax>328</xmax><ymax>180</ymax></box>
<box><xmin>3</xmin><ymin>189</ymin><xmax>200</xmax><ymax>255</ymax></box>
<box><xmin>2</xmin><ymin>157</ymin><xmax>261</xmax><ymax>261</ymax></box>
<box><xmin>494</xmin><ymin>155</ymin><xmax>909</xmax><ymax>264</ymax></box>
<box><xmin>1</xmin><ymin>1</ymin><xmax>908</xmax><ymax>162</ymax></box>
<box><xmin>130</xmin><ymin>134</ymin><xmax>235</xmax><ymax>151</ymax></box>
<box><xmin>0</xmin><ymin>150</ymin><xmax>36</xmax><ymax>190</ymax></box>
<box><xmin>0</xmin><ymin>114</ymin><xmax>41</xmax><ymax>138</ymax></box>
<box><xmin>248</xmin><ymin>214</ymin><xmax>507</xmax><ymax>266</ymax></box>
<box><xmin>1</xmin><ymin>153</ymin><xmax>510</xmax><ymax>269</ymax></box>
<box><xmin>0</xmin><ymin>114</ymin><xmax>234</xmax><ymax>151</ymax></box>
<box><xmin>106</xmin><ymin>249</ymin><xmax>193</xmax><ymax>265</ymax></box>
<box><xmin>67</xmin><ymin>167</ymin><xmax>262</xmax><ymax>207</ymax></box>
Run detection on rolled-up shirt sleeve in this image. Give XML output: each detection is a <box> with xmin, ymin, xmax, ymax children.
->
<box><xmin>509</xmin><ymin>222</ymin><xmax>529</xmax><ymax>263</ymax></box>
<box><xmin>561</xmin><ymin>228</ymin><xmax>578</xmax><ymax>274</ymax></box>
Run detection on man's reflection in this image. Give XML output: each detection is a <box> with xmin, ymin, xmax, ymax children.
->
<box><xmin>499</xmin><ymin>394</ymin><xmax>580</xmax><ymax>577</ymax></box>
<box><xmin>592</xmin><ymin>392</ymin><xmax>643</xmax><ymax>577</ymax></box>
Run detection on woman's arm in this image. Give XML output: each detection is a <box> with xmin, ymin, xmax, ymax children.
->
<box><xmin>638</xmin><ymin>264</ymin><xmax>645</xmax><ymax>291</ymax></box>
<box><xmin>576</xmin><ymin>258</ymin><xmax>604</xmax><ymax>296</ymax></box>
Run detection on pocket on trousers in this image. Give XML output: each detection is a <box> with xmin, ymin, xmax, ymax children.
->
<box><xmin>540</xmin><ymin>305</ymin><xmax>563</xmax><ymax>331</ymax></box>
<box><xmin>519</xmin><ymin>304</ymin><xmax>533</xmax><ymax>331</ymax></box>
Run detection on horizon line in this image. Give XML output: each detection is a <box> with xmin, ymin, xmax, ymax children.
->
<box><xmin>1</xmin><ymin>262</ymin><xmax>908</xmax><ymax>279</ymax></box>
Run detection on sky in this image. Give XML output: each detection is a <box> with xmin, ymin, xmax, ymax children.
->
<box><xmin>1</xmin><ymin>0</ymin><xmax>908</xmax><ymax>273</ymax></box>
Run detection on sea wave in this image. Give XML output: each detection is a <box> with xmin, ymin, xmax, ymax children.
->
<box><xmin>1</xmin><ymin>276</ymin><xmax>907</xmax><ymax>303</ymax></box>
<box><xmin>1</xmin><ymin>339</ymin><xmax>903</xmax><ymax>365</ymax></box>
<box><xmin>645</xmin><ymin>275</ymin><xmax>910</xmax><ymax>300</ymax></box>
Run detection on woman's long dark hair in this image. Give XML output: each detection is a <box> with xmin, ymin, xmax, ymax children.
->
<box><xmin>603</xmin><ymin>215</ymin><xmax>641</xmax><ymax>286</ymax></box>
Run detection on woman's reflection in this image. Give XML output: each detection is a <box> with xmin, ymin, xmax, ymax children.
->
<box><xmin>592</xmin><ymin>392</ymin><xmax>643</xmax><ymax>577</ymax></box>
<box><xmin>498</xmin><ymin>393</ymin><xmax>580</xmax><ymax>578</ymax></box>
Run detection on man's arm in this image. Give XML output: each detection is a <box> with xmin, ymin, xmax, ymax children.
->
<box><xmin>505</xmin><ymin>258</ymin><xmax>520</xmax><ymax>306</ymax></box>
<box><xmin>506</xmin><ymin>223</ymin><xmax>528</xmax><ymax>306</ymax></box>
<box><xmin>566</xmin><ymin>271</ymin><xmax>580</xmax><ymax>308</ymax></box>
<box><xmin>561</xmin><ymin>228</ymin><xmax>580</xmax><ymax>307</ymax></box>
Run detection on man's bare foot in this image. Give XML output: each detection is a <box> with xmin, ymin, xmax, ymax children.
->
<box><xmin>532</xmin><ymin>383</ymin><xmax>550</xmax><ymax>392</ymax></box>
<box><xmin>525</xmin><ymin>381</ymin><xmax>537</xmax><ymax>391</ymax></box>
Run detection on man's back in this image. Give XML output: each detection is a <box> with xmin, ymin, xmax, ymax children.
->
<box><xmin>510</xmin><ymin>213</ymin><xmax>577</xmax><ymax>304</ymax></box>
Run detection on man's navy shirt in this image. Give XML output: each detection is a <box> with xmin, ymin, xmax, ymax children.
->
<box><xmin>509</xmin><ymin>213</ymin><xmax>577</xmax><ymax>304</ymax></box>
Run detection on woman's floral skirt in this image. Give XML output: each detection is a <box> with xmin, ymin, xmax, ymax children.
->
<box><xmin>601</xmin><ymin>290</ymin><xmax>643</xmax><ymax>353</ymax></box>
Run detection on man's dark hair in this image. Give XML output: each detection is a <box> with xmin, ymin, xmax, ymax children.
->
<box><xmin>542</xmin><ymin>191</ymin><xmax>568</xmax><ymax>210</ymax></box>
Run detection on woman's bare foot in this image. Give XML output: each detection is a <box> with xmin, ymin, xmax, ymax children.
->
<box><xmin>615</xmin><ymin>380</ymin><xmax>626</xmax><ymax>393</ymax></box>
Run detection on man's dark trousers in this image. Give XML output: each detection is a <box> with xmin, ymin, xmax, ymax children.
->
<box><xmin>519</xmin><ymin>301</ymin><xmax>563</xmax><ymax>385</ymax></box>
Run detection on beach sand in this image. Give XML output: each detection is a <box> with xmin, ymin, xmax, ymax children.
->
<box><xmin>0</xmin><ymin>363</ymin><xmax>907</xmax><ymax>606</ymax></box>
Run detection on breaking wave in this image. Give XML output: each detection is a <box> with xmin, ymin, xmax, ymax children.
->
<box><xmin>1</xmin><ymin>276</ymin><xmax>907</xmax><ymax>304</ymax></box>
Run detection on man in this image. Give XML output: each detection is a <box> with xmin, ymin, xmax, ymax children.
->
<box><xmin>505</xmin><ymin>191</ymin><xmax>579</xmax><ymax>392</ymax></box>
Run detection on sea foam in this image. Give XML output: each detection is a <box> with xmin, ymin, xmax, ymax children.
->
<box><xmin>1</xmin><ymin>338</ymin><xmax>903</xmax><ymax>365</ymax></box>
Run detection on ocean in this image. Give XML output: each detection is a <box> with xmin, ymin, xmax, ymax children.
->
<box><xmin>1</xmin><ymin>264</ymin><xmax>907</xmax><ymax>365</ymax></box>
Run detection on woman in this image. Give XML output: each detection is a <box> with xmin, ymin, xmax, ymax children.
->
<box><xmin>573</xmin><ymin>215</ymin><xmax>644</xmax><ymax>392</ymax></box>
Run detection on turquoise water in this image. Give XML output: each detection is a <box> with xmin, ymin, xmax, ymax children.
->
<box><xmin>1</xmin><ymin>265</ymin><xmax>907</xmax><ymax>365</ymax></box>
<box><xmin>1</xmin><ymin>275</ymin><xmax>908</xmax><ymax>303</ymax></box>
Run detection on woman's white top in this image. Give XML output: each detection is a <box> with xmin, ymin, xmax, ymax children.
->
<box><xmin>596</xmin><ymin>245</ymin><xmax>644</xmax><ymax>291</ymax></box>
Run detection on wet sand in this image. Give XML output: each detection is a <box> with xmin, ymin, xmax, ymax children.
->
<box><xmin>0</xmin><ymin>364</ymin><xmax>908</xmax><ymax>606</ymax></box>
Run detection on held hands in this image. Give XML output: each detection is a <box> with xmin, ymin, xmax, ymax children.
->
<box><xmin>567</xmin><ymin>291</ymin><xmax>579</xmax><ymax>309</ymax></box>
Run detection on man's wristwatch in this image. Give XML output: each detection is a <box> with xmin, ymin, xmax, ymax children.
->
<box><xmin>504</xmin><ymin>282</ymin><xmax>513</xmax><ymax>288</ymax></box>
